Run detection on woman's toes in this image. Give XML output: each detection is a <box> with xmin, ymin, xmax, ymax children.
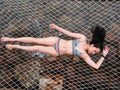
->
<box><xmin>1</xmin><ymin>37</ymin><xmax>8</xmax><ymax>42</ymax></box>
<box><xmin>6</xmin><ymin>44</ymin><xmax>13</xmax><ymax>50</ymax></box>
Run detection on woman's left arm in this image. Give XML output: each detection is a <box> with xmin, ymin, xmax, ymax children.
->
<box><xmin>49</xmin><ymin>23</ymin><xmax>86</xmax><ymax>40</ymax></box>
<box><xmin>81</xmin><ymin>46</ymin><xmax>110</xmax><ymax>69</ymax></box>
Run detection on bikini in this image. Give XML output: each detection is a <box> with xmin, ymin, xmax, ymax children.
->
<box><xmin>72</xmin><ymin>39</ymin><xmax>81</xmax><ymax>56</ymax></box>
<box><xmin>53</xmin><ymin>38</ymin><xmax>81</xmax><ymax>56</ymax></box>
<box><xmin>53</xmin><ymin>38</ymin><xmax>61</xmax><ymax>56</ymax></box>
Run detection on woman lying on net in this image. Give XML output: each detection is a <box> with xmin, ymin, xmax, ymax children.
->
<box><xmin>1</xmin><ymin>23</ymin><xmax>110</xmax><ymax>69</ymax></box>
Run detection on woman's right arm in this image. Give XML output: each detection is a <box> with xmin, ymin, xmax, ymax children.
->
<box><xmin>81</xmin><ymin>46</ymin><xmax>110</xmax><ymax>69</ymax></box>
<box><xmin>81</xmin><ymin>54</ymin><xmax>105</xmax><ymax>69</ymax></box>
<box><xmin>49</xmin><ymin>24</ymin><xmax>86</xmax><ymax>41</ymax></box>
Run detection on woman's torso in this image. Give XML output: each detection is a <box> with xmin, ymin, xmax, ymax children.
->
<box><xmin>59</xmin><ymin>38</ymin><xmax>87</xmax><ymax>56</ymax></box>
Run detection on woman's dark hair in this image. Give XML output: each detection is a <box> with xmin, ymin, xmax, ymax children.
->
<box><xmin>90</xmin><ymin>25</ymin><xmax>106</xmax><ymax>52</ymax></box>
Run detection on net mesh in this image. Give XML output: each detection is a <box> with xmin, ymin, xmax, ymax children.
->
<box><xmin>0</xmin><ymin>0</ymin><xmax>120</xmax><ymax>90</ymax></box>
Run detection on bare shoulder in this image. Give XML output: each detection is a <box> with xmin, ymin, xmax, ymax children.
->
<box><xmin>80</xmin><ymin>34</ymin><xmax>87</xmax><ymax>41</ymax></box>
<box><xmin>77</xmin><ymin>35</ymin><xmax>87</xmax><ymax>42</ymax></box>
<box><xmin>73</xmin><ymin>33</ymin><xmax>87</xmax><ymax>41</ymax></box>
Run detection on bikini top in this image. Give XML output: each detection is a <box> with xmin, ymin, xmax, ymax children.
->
<box><xmin>72</xmin><ymin>39</ymin><xmax>81</xmax><ymax>56</ymax></box>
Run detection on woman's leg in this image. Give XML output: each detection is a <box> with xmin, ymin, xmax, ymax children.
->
<box><xmin>6</xmin><ymin>44</ymin><xmax>58</xmax><ymax>56</ymax></box>
<box><xmin>1</xmin><ymin>37</ymin><xmax>59</xmax><ymax>46</ymax></box>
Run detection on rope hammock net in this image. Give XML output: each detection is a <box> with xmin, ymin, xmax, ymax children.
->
<box><xmin>0</xmin><ymin>0</ymin><xmax>120</xmax><ymax>90</ymax></box>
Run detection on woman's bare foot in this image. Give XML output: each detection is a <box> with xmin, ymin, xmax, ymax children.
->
<box><xmin>1</xmin><ymin>37</ymin><xmax>7</xmax><ymax>42</ymax></box>
<box><xmin>1</xmin><ymin>37</ymin><xmax>11</xmax><ymax>42</ymax></box>
<box><xmin>6</xmin><ymin>44</ymin><xmax>14</xmax><ymax>50</ymax></box>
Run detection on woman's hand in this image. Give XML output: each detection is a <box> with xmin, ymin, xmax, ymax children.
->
<box><xmin>49</xmin><ymin>23</ymin><xmax>57</xmax><ymax>29</ymax></box>
<box><xmin>102</xmin><ymin>46</ymin><xmax>110</xmax><ymax>56</ymax></box>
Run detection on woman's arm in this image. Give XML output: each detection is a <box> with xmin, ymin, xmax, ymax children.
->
<box><xmin>49</xmin><ymin>24</ymin><xmax>86</xmax><ymax>40</ymax></box>
<box><xmin>81</xmin><ymin>54</ymin><xmax>104</xmax><ymax>69</ymax></box>
<box><xmin>81</xmin><ymin>46</ymin><xmax>110</xmax><ymax>69</ymax></box>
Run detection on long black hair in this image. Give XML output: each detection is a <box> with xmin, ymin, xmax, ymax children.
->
<box><xmin>90</xmin><ymin>25</ymin><xmax>106</xmax><ymax>52</ymax></box>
